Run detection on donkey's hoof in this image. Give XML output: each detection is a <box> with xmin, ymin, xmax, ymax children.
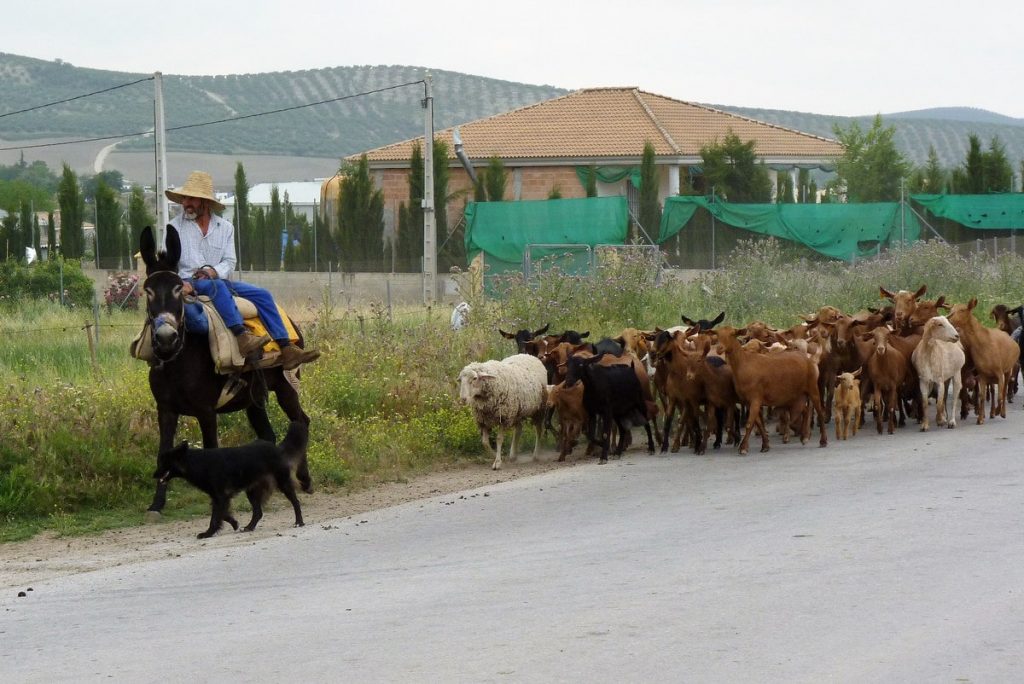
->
<box><xmin>144</xmin><ymin>510</ymin><xmax>163</xmax><ymax>524</ymax></box>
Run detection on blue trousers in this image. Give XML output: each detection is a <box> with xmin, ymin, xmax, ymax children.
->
<box><xmin>189</xmin><ymin>277</ymin><xmax>289</xmax><ymax>342</ymax></box>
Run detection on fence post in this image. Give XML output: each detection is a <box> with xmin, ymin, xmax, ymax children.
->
<box><xmin>83</xmin><ymin>320</ymin><xmax>98</xmax><ymax>375</ymax></box>
<box><xmin>92</xmin><ymin>294</ymin><xmax>100</xmax><ymax>346</ymax></box>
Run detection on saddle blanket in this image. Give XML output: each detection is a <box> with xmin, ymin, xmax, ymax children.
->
<box><xmin>130</xmin><ymin>295</ymin><xmax>299</xmax><ymax>374</ymax></box>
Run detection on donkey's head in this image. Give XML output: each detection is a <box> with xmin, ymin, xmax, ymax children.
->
<box><xmin>139</xmin><ymin>226</ymin><xmax>186</xmax><ymax>361</ymax></box>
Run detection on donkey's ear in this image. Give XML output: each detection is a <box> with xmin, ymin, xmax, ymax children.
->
<box><xmin>140</xmin><ymin>226</ymin><xmax>157</xmax><ymax>271</ymax></box>
<box><xmin>163</xmin><ymin>224</ymin><xmax>181</xmax><ymax>268</ymax></box>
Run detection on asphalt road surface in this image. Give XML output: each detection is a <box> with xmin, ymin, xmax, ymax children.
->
<box><xmin>4</xmin><ymin>411</ymin><xmax>1024</xmax><ymax>683</ymax></box>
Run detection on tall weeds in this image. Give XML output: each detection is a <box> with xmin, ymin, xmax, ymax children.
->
<box><xmin>3</xmin><ymin>238</ymin><xmax>1024</xmax><ymax>539</ymax></box>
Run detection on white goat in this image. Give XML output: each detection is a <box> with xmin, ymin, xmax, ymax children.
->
<box><xmin>458</xmin><ymin>354</ymin><xmax>548</xmax><ymax>469</ymax></box>
<box><xmin>911</xmin><ymin>315</ymin><xmax>966</xmax><ymax>430</ymax></box>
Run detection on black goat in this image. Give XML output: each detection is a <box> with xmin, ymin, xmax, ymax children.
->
<box><xmin>565</xmin><ymin>353</ymin><xmax>655</xmax><ymax>463</ymax></box>
<box><xmin>681</xmin><ymin>311</ymin><xmax>725</xmax><ymax>332</ymax></box>
<box><xmin>499</xmin><ymin>323</ymin><xmax>550</xmax><ymax>354</ymax></box>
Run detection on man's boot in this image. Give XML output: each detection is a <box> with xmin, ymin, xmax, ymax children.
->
<box><xmin>277</xmin><ymin>344</ymin><xmax>321</xmax><ymax>371</ymax></box>
<box><xmin>236</xmin><ymin>331</ymin><xmax>271</xmax><ymax>359</ymax></box>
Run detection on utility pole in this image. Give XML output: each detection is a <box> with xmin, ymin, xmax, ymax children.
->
<box><xmin>154</xmin><ymin>72</ymin><xmax>169</xmax><ymax>246</ymax></box>
<box><xmin>422</xmin><ymin>74</ymin><xmax>436</xmax><ymax>306</ymax></box>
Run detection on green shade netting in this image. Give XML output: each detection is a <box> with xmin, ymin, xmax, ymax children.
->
<box><xmin>574</xmin><ymin>166</ymin><xmax>641</xmax><ymax>190</ymax></box>
<box><xmin>464</xmin><ymin>196</ymin><xmax>629</xmax><ymax>274</ymax></box>
<box><xmin>911</xmin><ymin>194</ymin><xmax>1024</xmax><ymax>229</ymax></box>
<box><xmin>658</xmin><ymin>196</ymin><xmax>920</xmax><ymax>261</ymax></box>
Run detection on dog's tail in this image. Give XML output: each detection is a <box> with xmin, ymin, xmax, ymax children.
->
<box><xmin>279</xmin><ymin>420</ymin><xmax>309</xmax><ymax>466</ymax></box>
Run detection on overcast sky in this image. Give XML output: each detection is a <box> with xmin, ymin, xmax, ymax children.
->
<box><xmin>6</xmin><ymin>0</ymin><xmax>1022</xmax><ymax>118</ymax></box>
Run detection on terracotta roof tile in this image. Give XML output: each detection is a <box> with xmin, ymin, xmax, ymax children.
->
<box><xmin>356</xmin><ymin>87</ymin><xmax>843</xmax><ymax>165</ymax></box>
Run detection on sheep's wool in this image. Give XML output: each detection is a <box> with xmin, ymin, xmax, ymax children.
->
<box><xmin>458</xmin><ymin>354</ymin><xmax>547</xmax><ymax>429</ymax></box>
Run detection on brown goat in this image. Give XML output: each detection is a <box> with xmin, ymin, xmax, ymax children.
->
<box><xmin>833</xmin><ymin>369</ymin><xmax>862</xmax><ymax>440</ymax></box>
<box><xmin>880</xmin><ymin>284</ymin><xmax>927</xmax><ymax>333</ymax></box>
<box><xmin>863</xmin><ymin>327</ymin><xmax>910</xmax><ymax>435</ymax></box>
<box><xmin>947</xmin><ymin>298</ymin><xmax>1018</xmax><ymax>423</ymax></box>
<box><xmin>546</xmin><ymin>381</ymin><xmax>587</xmax><ymax>461</ymax></box>
<box><xmin>714</xmin><ymin>326</ymin><xmax>827</xmax><ymax>455</ymax></box>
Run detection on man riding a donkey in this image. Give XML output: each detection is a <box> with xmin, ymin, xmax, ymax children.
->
<box><xmin>165</xmin><ymin>170</ymin><xmax>320</xmax><ymax>370</ymax></box>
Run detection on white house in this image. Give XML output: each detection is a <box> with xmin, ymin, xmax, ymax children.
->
<box><xmin>221</xmin><ymin>181</ymin><xmax>326</xmax><ymax>223</ymax></box>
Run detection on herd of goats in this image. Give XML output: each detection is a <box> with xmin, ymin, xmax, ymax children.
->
<box><xmin>457</xmin><ymin>286</ymin><xmax>1024</xmax><ymax>469</ymax></box>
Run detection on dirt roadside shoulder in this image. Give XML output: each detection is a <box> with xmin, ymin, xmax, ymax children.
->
<box><xmin>1</xmin><ymin>458</ymin><xmax>577</xmax><ymax>591</ymax></box>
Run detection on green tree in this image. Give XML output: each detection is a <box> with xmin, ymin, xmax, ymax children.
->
<box><xmin>433</xmin><ymin>139</ymin><xmax>452</xmax><ymax>248</ymax></box>
<box><xmin>397</xmin><ymin>142</ymin><xmax>425</xmax><ymax>272</ymax></box>
<box><xmin>46</xmin><ymin>211</ymin><xmax>55</xmax><ymax>257</ymax></box>
<box><xmin>94</xmin><ymin>179</ymin><xmax>122</xmax><ymax>268</ymax></box>
<box><xmin>127</xmin><ymin>185</ymin><xmax>154</xmax><ymax>259</ymax></box>
<box><xmin>0</xmin><ymin>159</ymin><xmax>59</xmax><ymax>192</ymax></box>
<box><xmin>267</xmin><ymin>185</ymin><xmax>284</xmax><ymax>270</ymax></box>
<box><xmin>830</xmin><ymin>114</ymin><xmax>909</xmax><ymax>201</ymax></box>
<box><xmin>484</xmin><ymin>156</ymin><xmax>507</xmax><ymax>202</ymax></box>
<box><xmin>16</xmin><ymin>201</ymin><xmax>31</xmax><ymax>261</ymax></box>
<box><xmin>583</xmin><ymin>166</ymin><xmax>598</xmax><ymax>198</ymax></box>
<box><xmin>57</xmin><ymin>164</ymin><xmax>84</xmax><ymax>258</ymax></box>
<box><xmin>233</xmin><ymin>163</ymin><xmax>250</xmax><ymax>266</ymax></box>
<box><xmin>956</xmin><ymin>134</ymin><xmax>985</xmax><ymax>193</ymax></box>
<box><xmin>923</xmin><ymin>145</ymin><xmax>947</xmax><ymax>193</ymax></box>
<box><xmin>699</xmin><ymin>131</ymin><xmax>773</xmax><ymax>202</ymax></box>
<box><xmin>434</xmin><ymin>139</ymin><xmax>466</xmax><ymax>269</ymax></box>
<box><xmin>249</xmin><ymin>206</ymin><xmax>268</xmax><ymax>270</ymax></box>
<box><xmin>337</xmin><ymin>155</ymin><xmax>384</xmax><ymax>272</ymax></box>
<box><xmin>638</xmin><ymin>141</ymin><xmax>662</xmax><ymax>238</ymax></box>
<box><xmin>982</xmin><ymin>136</ymin><xmax>1013</xmax><ymax>192</ymax></box>
<box><xmin>0</xmin><ymin>179</ymin><xmax>52</xmax><ymax>214</ymax></box>
<box><xmin>32</xmin><ymin>211</ymin><xmax>41</xmax><ymax>255</ymax></box>
<box><xmin>797</xmin><ymin>169</ymin><xmax>811</xmax><ymax>203</ymax></box>
<box><xmin>81</xmin><ymin>170</ymin><xmax>124</xmax><ymax>201</ymax></box>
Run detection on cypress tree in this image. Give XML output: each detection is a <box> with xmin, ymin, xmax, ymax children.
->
<box><xmin>584</xmin><ymin>166</ymin><xmax>598</xmax><ymax>198</ymax></box>
<box><xmin>484</xmin><ymin>156</ymin><xmax>507</xmax><ymax>201</ymax></box>
<box><xmin>638</xmin><ymin>141</ymin><xmax>661</xmax><ymax>239</ymax></box>
<box><xmin>233</xmin><ymin>163</ymin><xmax>250</xmax><ymax>265</ymax></box>
<box><xmin>397</xmin><ymin>142</ymin><xmax>425</xmax><ymax>272</ymax></box>
<box><xmin>337</xmin><ymin>155</ymin><xmax>384</xmax><ymax>272</ymax></box>
<box><xmin>982</xmin><ymin>136</ymin><xmax>1013</xmax><ymax>192</ymax></box>
<box><xmin>46</xmin><ymin>210</ymin><xmax>55</xmax><ymax>257</ymax></box>
<box><xmin>919</xmin><ymin>146</ymin><xmax>946</xmax><ymax>193</ymax></box>
<box><xmin>95</xmin><ymin>179</ymin><xmax>121</xmax><ymax>268</ymax></box>
<box><xmin>127</xmin><ymin>186</ymin><xmax>154</xmax><ymax>259</ymax></box>
<box><xmin>57</xmin><ymin>163</ymin><xmax>84</xmax><ymax>258</ymax></box>
<box><xmin>267</xmin><ymin>185</ymin><xmax>284</xmax><ymax>269</ymax></box>
<box><xmin>962</xmin><ymin>134</ymin><xmax>985</xmax><ymax>193</ymax></box>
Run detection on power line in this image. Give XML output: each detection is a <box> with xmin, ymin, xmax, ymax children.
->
<box><xmin>0</xmin><ymin>76</ymin><xmax>154</xmax><ymax>119</ymax></box>
<box><xmin>0</xmin><ymin>79</ymin><xmax>425</xmax><ymax>152</ymax></box>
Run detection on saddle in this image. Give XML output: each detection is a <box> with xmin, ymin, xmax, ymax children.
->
<box><xmin>130</xmin><ymin>295</ymin><xmax>300</xmax><ymax>374</ymax></box>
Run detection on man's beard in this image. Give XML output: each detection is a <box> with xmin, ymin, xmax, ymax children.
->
<box><xmin>184</xmin><ymin>207</ymin><xmax>198</xmax><ymax>221</ymax></box>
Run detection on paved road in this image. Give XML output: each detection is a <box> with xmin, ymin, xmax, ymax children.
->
<box><xmin>4</xmin><ymin>413</ymin><xmax>1024</xmax><ymax>683</ymax></box>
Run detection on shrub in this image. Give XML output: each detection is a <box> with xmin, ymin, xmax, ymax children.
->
<box><xmin>104</xmin><ymin>271</ymin><xmax>141</xmax><ymax>312</ymax></box>
<box><xmin>0</xmin><ymin>257</ymin><xmax>94</xmax><ymax>309</ymax></box>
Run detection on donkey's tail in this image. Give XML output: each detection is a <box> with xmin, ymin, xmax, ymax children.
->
<box><xmin>279</xmin><ymin>420</ymin><xmax>309</xmax><ymax>466</ymax></box>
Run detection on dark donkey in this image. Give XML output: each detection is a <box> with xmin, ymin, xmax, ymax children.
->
<box><xmin>139</xmin><ymin>225</ymin><xmax>312</xmax><ymax>515</ymax></box>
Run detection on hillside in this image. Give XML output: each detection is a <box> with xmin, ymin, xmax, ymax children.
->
<box><xmin>708</xmin><ymin>104</ymin><xmax>1024</xmax><ymax>170</ymax></box>
<box><xmin>0</xmin><ymin>53</ymin><xmax>567</xmax><ymax>161</ymax></box>
<box><xmin>1</xmin><ymin>52</ymin><xmax>1023</xmax><ymax>178</ymax></box>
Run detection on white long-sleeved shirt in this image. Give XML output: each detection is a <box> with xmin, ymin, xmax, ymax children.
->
<box><xmin>169</xmin><ymin>212</ymin><xmax>237</xmax><ymax>280</ymax></box>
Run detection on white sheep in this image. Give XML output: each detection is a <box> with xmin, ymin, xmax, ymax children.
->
<box><xmin>458</xmin><ymin>353</ymin><xmax>548</xmax><ymax>470</ymax></box>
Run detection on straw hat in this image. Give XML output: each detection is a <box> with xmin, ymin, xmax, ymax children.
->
<box><xmin>165</xmin><ymin>171</ymin><xmax>225</xmax><ymax>212</ymax></box>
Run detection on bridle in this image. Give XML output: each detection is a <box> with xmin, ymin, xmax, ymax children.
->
<box><xmin>144</xmin><ymin>269</ymin><xmax>187</xmax><ymax>368</ymax></box>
